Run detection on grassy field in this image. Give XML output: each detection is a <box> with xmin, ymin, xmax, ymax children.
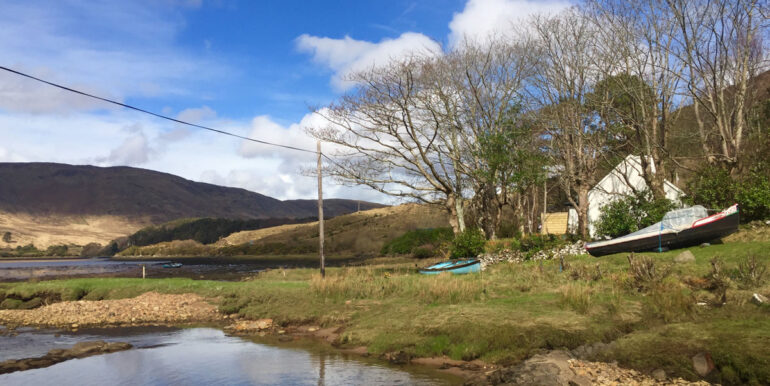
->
<box><xmin>2</xmin><ymin>241</ymin><xmax>770</xmax><ymax>384</ymax></box>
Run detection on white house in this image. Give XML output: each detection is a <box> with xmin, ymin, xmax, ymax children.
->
<box><xmin>564</xmin><ymin>154</ymin><xmax>685</xmax><ymax>238</ymax></box>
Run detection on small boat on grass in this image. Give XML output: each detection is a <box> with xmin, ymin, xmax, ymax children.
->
<box><xmin>419</xmin><ymin>259</ymin><xmax>480</xmax><ymax>275</ymax></box>
<box><xmin>162</xmin><ymin>262</ymin><xmax>183</xmax><ymax>268</ymax></box>
<box><xmin>586</xmin><ymin>204</ymin><xmax>739</xmax><ymax>257</ymax></box>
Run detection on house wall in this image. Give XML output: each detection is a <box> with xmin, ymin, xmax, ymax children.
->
<box><xmin>580</xmin><ymin>155</ymin><xmax>684</xmax><ymax>238</ymax></box>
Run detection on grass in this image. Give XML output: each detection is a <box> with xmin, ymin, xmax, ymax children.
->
<box><xmin>2</xmin><ymin>240</ymin><xmax>770</xmax><ymax>383</ymax></box>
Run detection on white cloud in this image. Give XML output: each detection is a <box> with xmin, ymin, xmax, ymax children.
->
<box><xmin>0</xmin><ymin>1</ymin><xmax>227</xmax><ymax>114</ymax></box>
<box><xmin>295</xmin><ymin>32</ymin><xmax>442</xmax><ymax>91</ymax></box>
<box><xmin>103</xmin><ymin>130</ymin><xmax>152</xmax><ymax>165</ymax></box>
<box><xmin>448</xmin><ymin>0</ymin><xmax>570</xmax><ymax>46</ymax></box>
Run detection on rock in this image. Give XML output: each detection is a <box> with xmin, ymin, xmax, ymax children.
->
<box><xmin>0</xmin><ymin>340</ymin><xmax>132</xmax><ymax>375</ymax></box>
<box><xmin>652</xmin><ymin>368</ymin><xmax>667</xmax><ymax>381</ymax></box>
<box><xmin>307</xmin><ymin>327</ymin><xmax>319</xmax><ymax>332</ymax></box>
<box><xmin>751</xmin><ymin>293</ymin><xmax>768</xmax><ymax>305</ymax></box>
<box><xmin>692</xmin><ymin>352</ymin><xmax>715</xmax><ymax>377</ymax></box>
<box><xmin>383</xmin><ymin>351</ymin><xmax>411</xmax><ymax>365</ymax></box>
<box><xmin>475</xmin><ymin>351</ymin><xmax>591</xmax><ymax>386</ymax></box>
<box><xmin>674</xmin><ymin>250</ymin><xmax>696</xmax><ymax>263</ymax></box>
<box><xmin>699</xmin><ymin>242</ymin><xmax>711</xmax><ymax>247</ymax></box>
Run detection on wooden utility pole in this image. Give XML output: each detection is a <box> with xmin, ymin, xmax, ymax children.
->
<box><xmin>317</xmin><ymin>140</ymin><xmax>325</xmax><ymax>278</ymax></box>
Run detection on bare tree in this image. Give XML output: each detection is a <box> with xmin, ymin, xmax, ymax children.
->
<box><xmin>668</xmin><ymin>0</ymin><xmax>768</xmax><ymax>173</ymax></box>
<box><xmin>585</xmin><ymin>0</ymin><xmax>688</xmax><ymax>200</ymax></box>
<box><xmin>528</xmin><ymin>9</ymin><xmax>616</xmax><ymax>238</ymax></box>
<box><xmin>309</xmin><ymin>37</ymin><xmax>541</xmax><ymax>238</ymax></box>
<box><xmin>439</xmin><ymin>38</ymin><xmax>540</xmax><ymax>238</ymax></box>
<box><xmin>308</xmin><ymin>55</ymin><xmax>472</xmax><ymax>233</ymax></box>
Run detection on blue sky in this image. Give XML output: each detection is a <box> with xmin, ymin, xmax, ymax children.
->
<box><xmin>0</xmin><ymin>0</ymin><xmax>569</xmax><ymax>202</ymax></box>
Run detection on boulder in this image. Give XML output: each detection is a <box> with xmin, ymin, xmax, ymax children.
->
<box><xmin>651</xmin><ymin>368</ymin><xmax>667</xmax><ymax>381</ymax></box>
<box><xmin>751</xmin><ymin>293</ymin><xmax>768</xmax><ymax>305</ymax></box>
<box><xmin>692</xmin><ymin>352</ymin><xmax>715</xmax><ymax>377</ymax></box>
<box><xmin>470</xmin><ymin>351</ymin><xmax>591</xmax><ymax>386</ymax></box>
<box><xmin>674</xmin><ymin>250</ymin><xmax>696</xmax><ymax>264</ymax></box>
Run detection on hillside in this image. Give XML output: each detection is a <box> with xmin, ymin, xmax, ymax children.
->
<box><xmin>119</xmin><ymin>203</ymin><xmax>451</xmax><ymax>257</ymax></box>
<box><xmin>0</xmin><ymin>162</ymin><xmax>384</xmax><ymax>248</ymax></box>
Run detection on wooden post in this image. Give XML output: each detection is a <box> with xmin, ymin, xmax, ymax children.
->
<box><xmin>142</xmin><ymin>264</ymin><xmax>146</xmax><ymax>279</ymax></box>
<box><xmin>542</xmin><ymin>177</ymin><xmax>547</xmax><ymax>234</ymax></box>
<box><xmin>317</xmin><ymin>140</ymin><xmax>325</xmax><ymax>278</ymax></box>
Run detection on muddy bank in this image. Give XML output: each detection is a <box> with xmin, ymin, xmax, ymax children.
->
<box><xmin>0</xmin><ymin>292</ymin><xmax>223</xmax><ymax>328</ymax></box>
<box><xmin>0</xmin><ymin>340</ymin><xmax>132</xmax><ymax>374</ymax></box>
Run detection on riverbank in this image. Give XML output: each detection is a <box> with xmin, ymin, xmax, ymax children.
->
<box><xmin>1</xmin><ymin>241</ymin><xmax>769</xmax><ymax>384</ymax></box>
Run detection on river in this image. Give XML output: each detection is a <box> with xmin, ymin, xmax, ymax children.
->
<box><xmin>0</xmin><ymin>327</ymin><xmax>462</xmax><ymax>385</ymax></box>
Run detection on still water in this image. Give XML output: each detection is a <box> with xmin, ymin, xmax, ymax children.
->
<box><xmin>0</xmin><ymin>327</ymin><xmax>462</xmax><ymax>385</ymax></box>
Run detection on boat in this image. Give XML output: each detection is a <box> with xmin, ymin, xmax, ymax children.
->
<box><xmin>419</xmin><ymin>259</ymin><xmax>481</xmax><ymax>275</ymax></box>
<box><xmin>585</xmin><ymin>204</ymin><xmax>739</xmax><ymax>257</ymax></box>
<box><xmin>162</xmin><ymin>262</ymin><xmax>183</xmax><ymax>268</ymax></box>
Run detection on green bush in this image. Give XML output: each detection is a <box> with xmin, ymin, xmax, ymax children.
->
<box><xmin>736</xmin><ymin>168</ymin><xmax>770</xmax><ymax>221</ymax></box>
<box><xmin>380</xmin><ymin>228</ymin><xmax>453</xmax><ymax>256</ymax></box>
<box><xmin>450</xmin><ymin>228</ymin><xmax>486</xmax><ymax>258</ymax></box>
<box><xmin>686</xmin><ymin>167</ymin><xmax>735</xmax><ymax>211</ymax></box>
<box><xmin>45</xmin><ymin>245</ymin><xmax>68</xmax><ymax>257</ymax></box>
<box><xmin>686</xmin><ymin>165</ymin><xmax>770</xmax><ymax>222</ymax></box>
<box><xmin>594</xmin><ymin>190</ymin><xmax>677</xmax><ymax>239</ymax></box>
<box><xmin>519</xmin><ymin>234</ymin><xmax>563</xmax><ymax>256</ymax></box>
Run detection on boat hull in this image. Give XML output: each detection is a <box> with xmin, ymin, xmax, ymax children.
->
<box><xmin>419</xmin><ymin>259</ymin><xmax>481</xmax><ymax>275</ymax></box>
<box><xmin>586</xmin><ymin>210</ymin><xmax>739</xmax><ymax>257</ymax></box>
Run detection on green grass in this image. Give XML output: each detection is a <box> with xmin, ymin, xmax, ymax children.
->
<box><xmin>2</xmin><ymin>241</ymin><xmax>770</xmax><ymax>383</ymax></box>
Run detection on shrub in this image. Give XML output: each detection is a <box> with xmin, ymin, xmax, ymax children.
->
<box><xmin>594</xmin><ymin>190</ymin><xmax>677</xmax><ymax>238</ymax></box>
<box><xmin>687</xmin><ymin>165</ymin><xmax>770</xmax><ymax>222</ymax></box>
<box><xmin>736</xmin><ymin>168</ymin><xmax>770</xmax><ymax>221</ymax></box>
<box><xmin>626</xmin><ymin>253</ymin><xmax>671</xmax><ymax>292</ymax></box>
<box><xmin>450</xmin><ymin>228</ymin><xmax>486</xmax><ymax>258</ymax></box>
<box><xmin>2</xmin><ymin>231</ymin><xmax>11</xmax><ymax>243</ymax></box>
<box><xmin>735</xmin><ymin>255</ymin><xmax>767</xmax><ymax>289</ymax></box>
<box><xmin>80</xmin><ymin>242</ymin><xmax>103</xmax><ymax>257</ymax></box>
<box><xmin>45</xmin><ymin>245</ymin><xmax>68</xmax><ymax>257</ymax></box>
<box><xmin>686</xmin><ymin>167</ymin><xmax>735</xmax><ymax>211</ymax></box>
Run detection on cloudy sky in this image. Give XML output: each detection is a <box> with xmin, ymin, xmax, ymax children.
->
<box><xmin>0</xmin><ymin>0</ymin><xmax>569</xmax><ymax>203</ymax></box>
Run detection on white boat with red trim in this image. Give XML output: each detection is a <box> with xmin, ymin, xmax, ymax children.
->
<box><xmin>585</xmin><ymin>204</ymin><xmax>739</xmax><ymax>257</ymax></box>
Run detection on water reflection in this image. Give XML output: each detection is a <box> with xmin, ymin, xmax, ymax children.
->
<box><xmin>0</xmin><ymin>328</ymin><xmax>461</xmax><ymax>385</ymax></box>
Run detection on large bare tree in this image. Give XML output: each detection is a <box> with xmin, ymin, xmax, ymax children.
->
<box><xmin>528</xmin><ymin>9</ymin><xmax>619</xmax><ymax>238</ymax></box>
<box><xmin>308</xmin><ymin>55</ymin><xmax>471</xmax><ymax>234</ymax></box>
<box><xmin>668</xmin><ymin>0</ymin><xmax>768</xmax><ymax>173</ymax></box>
<box><xmin>585</xmin><ymin>0</ymin><xmax>688</xmax><ymax>200</ymax></box>
<box><xmin>309</xmin><ymin>38</ymin><xmax>538</xmax><ymax>237</ymax></box>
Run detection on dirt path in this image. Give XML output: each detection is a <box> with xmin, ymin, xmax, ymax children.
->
<box><xmin>0</xmin><ymin>292</ymin><xmax>224</xmax><ymax>328</ymax></box>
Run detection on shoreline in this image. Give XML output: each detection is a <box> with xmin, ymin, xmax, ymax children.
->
<box><xmin>0</xmin><ymin>291</ymin><xmax>711</xmax><ymax>385</ymax></box>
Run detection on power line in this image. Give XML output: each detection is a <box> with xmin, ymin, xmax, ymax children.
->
<box><xmin>0</xmin><ymin>65</ymin><xmax>317</xmax><ymax>154</ymax></box>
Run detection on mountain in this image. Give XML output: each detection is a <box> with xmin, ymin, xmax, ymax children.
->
<box><xmin>0</xmin><ymin>162</ymin><xmax>384</xmax><ymax>248</ymax></box>
<box><xmin>0</xmin><ymin>163</ymin><xmax>383</xmax><ymax>221</ymax></box>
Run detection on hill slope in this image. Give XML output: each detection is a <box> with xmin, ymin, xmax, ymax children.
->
<box><xmin>118</xmin><ymin>203</ymin><xmax>451</xmax><ymax>257</ymax></box>
<box><xmin>0</xmin><ymin>162</ymin><xmax>384</xmax><ymax>248</ymax></box>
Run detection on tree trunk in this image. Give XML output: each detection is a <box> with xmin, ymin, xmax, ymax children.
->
<box><xmin>577</xmin><ymin>187</ymin><xmax>590</xmax><ymax>239</ymax></box>
<box><xmin>446</xmin><ymin>195</ymin><xmax>467</xmax><ymax>235</ymax></box>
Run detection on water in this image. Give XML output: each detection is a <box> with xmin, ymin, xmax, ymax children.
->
<box><xmin>0</xmin><ymin>328</ymin><xmax>462</xmax><ymax>385</ymax></box>
<box><xmin>0</xmin><ymin>258</ymin><xmax>265</xmax><ymax>281</ymax></box>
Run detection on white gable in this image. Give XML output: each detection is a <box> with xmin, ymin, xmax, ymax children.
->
<box><xmin>582</xmin><ymin>155</ymin><xmax>685</xmax><ymax>238</ymax></box>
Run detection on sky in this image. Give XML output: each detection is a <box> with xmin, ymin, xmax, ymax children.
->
<box><xmin>0</xmin><ymin>0</ymin><xmax>569</xmax><ymax>203</ymax></box>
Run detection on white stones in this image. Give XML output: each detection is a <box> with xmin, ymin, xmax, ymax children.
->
<box><xmin>478</xmin><ymin>240</ymin><xmax>587</xmax><ymax>269</ymax></box>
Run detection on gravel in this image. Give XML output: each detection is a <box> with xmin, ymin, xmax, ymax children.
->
<box><xmin>0</xmin><ymin>292</ymin><xmax>223</xmax><ymax>328</ymax></box>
